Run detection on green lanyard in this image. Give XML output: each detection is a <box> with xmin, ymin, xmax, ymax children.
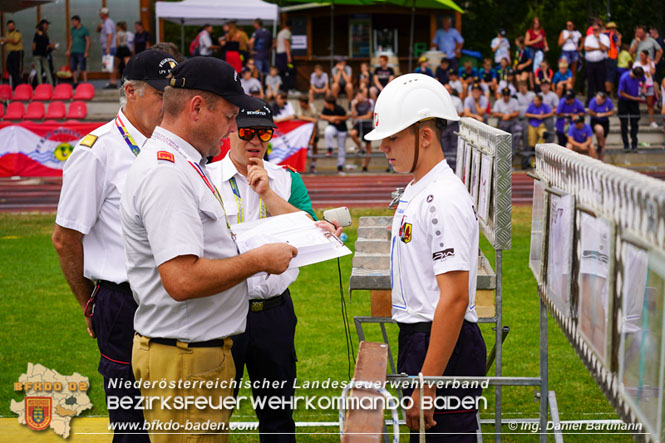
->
<box><xmin>229</xmin><ymin>176</ymin><xmax>266</xmax><ymax>223</ymax></box>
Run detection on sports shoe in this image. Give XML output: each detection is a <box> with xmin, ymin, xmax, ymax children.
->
<box><xmin>327</xmin><ymin>148</ymin><xmax>333</xmax><ymax>157</ymax></box>
<box><xmin>309</xmin><ymin>165</ymin><xmax>317</xmax><ymax>174</ymax></box>
<box><xmin>103</xmin><ymin>83</ymin><xmax>118</xmax><ymax>89</ymax></box>
<box><xmin>650</xmin><ymin>121</ymin><xmax>659</xmax><ymax>129</ymax></box>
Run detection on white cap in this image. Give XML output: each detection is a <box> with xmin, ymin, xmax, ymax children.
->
<box><xmin>364</xmin><ymin>73</ymin><xmax>460</xmax><ymax>141</ymax></box>
<box><xmin>100</xmin><ymin>7</ymin><xmax>109</xmax><ymax>15</ymax></box>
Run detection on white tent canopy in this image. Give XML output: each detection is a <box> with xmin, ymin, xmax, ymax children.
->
<box><xmin>155</xmin><ymin>0</ymin><xmax>280</xmax><ymax>28</ymax></box>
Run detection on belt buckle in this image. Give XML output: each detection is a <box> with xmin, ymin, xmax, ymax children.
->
<box><xmin>250</xmin><ymin>301</ymin><xmax>264</xmax><ymax>312</ymax></box>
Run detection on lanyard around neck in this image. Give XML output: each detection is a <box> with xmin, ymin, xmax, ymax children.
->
<box><xmin>229</xmin><ymin>176</ymin><xmax>266</xmax><ymax>223</ymax></box>
<box><xmin>115</xmin><ymin>116</ymin><xmax>141</xmax><ymax>157</ymax></box>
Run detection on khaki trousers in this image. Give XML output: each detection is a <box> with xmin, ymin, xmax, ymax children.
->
<box><xmin>132</xmin><ymin>334</ymin><xmax>235</xmax><ymax>443</ymax></box>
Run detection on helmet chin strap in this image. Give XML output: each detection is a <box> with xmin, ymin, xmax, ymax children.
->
<box><xmin>410</xmin><ymin>121</ymin><xmax>421</xmax><ymax>174</ymax></box>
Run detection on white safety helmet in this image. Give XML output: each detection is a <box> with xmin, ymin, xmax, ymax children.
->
<box><xmin>364</xmin><ymin>73</ymin><xmax>460</xmax><ymax>141</ymax></box>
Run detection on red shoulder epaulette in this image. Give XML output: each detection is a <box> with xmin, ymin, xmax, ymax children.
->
<box><xmin>157</xmin><ymin>151</ymin><xmax>175</xmax><ymax>163</ymax></box>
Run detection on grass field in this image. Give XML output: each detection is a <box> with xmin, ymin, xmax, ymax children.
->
<box><xmin>0</xmin><ymin>207</ymin><xmax>637</xmax><ymax>441</ymax></box>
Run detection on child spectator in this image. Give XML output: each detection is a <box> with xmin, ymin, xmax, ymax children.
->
<box><xmin>514</xmin><ymin>36</ymin><xmax>532</xmax><ymax>83</ymax></box>
<box><xmin>555</xmin><ymin>89</ymin><xmax>586</xmax><ymax>145</ymax></box>
<box><xmin>265</xmin><ymin>66</ymin><xmax>282</xmax><ymax>101</ymax></box>
<box><xmin>491</xmin><ymin>29</ymin><xmax>511</xmax><ymax>65</ymax></box>
<box><xmin>331</xmin><ymin>57</ymin><xmax>353</xmax><ymax>99</ymax></box>
<box><xmin>272</xmin><ymin>91</ymin><xmax>295</xmax><ymax>123</ymax></box>
<box><xmin>540</xmin><ymin>80</ymin><xmax>559</xmax><ymax>131</ymax></box>
<box><xmin>458</xmin><ymin>59</ymin><xmax>478</xmax><ymax>94</ymax></box>
<box><xmin>373</xmin><ymin>55</ymin><xmax>395</xmax><ymax>95</ymax></box>
<box><xmin>414</xmin><ymin>56</ymin><xmax>434</xmax><ymax>76</ymax></box>
<box><xmin>116</xmin><ymin>21</ymin><xmax>132</xmax><ymax>78</ymax></box>
<box><xmin>447</xmin><ymin>69</ymin><xmax>464</xmax><ymax>96</ymax></box>
<box><xmin>296</xmin><ymin>94</ymin><xmax>320</xmax><ymax>173</ymax></box>
<box><xmin>492</xmin><ymin>87</ymin><xmax>522</xmax><ymax>154</ymax></box>
<box><xmin>552</xmin><ymin>59</ymin><xmax>574</xmax><ymax>97</ymax></box>
<box><xmin>632</xmin><ymin>49</ymin><xmax>658</xmax><ymax>127</ymax></box>
<box><xmin>349</xmin><ymin>88</ymin><xmax>375</xmax><ymax>172</ymax></box>
<box><xmin>435</xmin><ymin>58</ymin><xmax>451</xmax><ymax>85</ymax></box>
<box><xmin>478</xmin><ymin>58</ymin><xmax>497</xmax><ymax>96</ymax></box>
<box><xmin>616</xmin><ymin>43</ymin><xmax>633</xmax><ymax>85</ymax></box>
<box><xmin>464</xmin><ymin>83</ymin><xmax>489</xmax><ymax>122</ymax></box>
<box><xmin>309</xmin><ymin>64</ymin><xmax>329</xmax><ymax>102</ymax></box>
<box><xmin>320</xmin><ymin>96</ymin><xmax>349</xmax><ymax>174</ymax></box>
<box><xmin>495</xmin><ymin>57</ymin><xmax>510</xmax><ymax>82</ymax></box>
<box><xmin>524</xmin><ymin>94</ymin><xmax>554</xmax><ymax>168</ymax></box>
<box><xmin>534</xmin><ymin>59</ymin><xmax>553</xmax><ymax>92</ymax></box>
<box><xmin>515</xmin><ymin>81</ymin><xmax>536</xmax><ymax>116</ymax></box>
<box><xmin>567</xmin><ymin>115</ymin><xmax>596</xmax><ymax>157</ymax></box>
<box><xmin>240</xmin><ymin>67</ymin><xmax>263</xmax><ymax>98</ymax></box>
<box><xmin>588</xmin><ymin>91</ymin><xmax>614</xmax><ymax>159</ymax></box>
<box><xmin>496</xmin><ymin>68</ymin><xmax>517</xmax><ymax>99</ymax></box>
<box><xmin>357</xmin><ymin>62</ymin><xmax>375</xmax><ymax>99</ymax></box>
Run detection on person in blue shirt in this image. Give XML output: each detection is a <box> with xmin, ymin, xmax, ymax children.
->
<box><xmin>435</xmin><ymin>57</ymin><xmax>451</xmax><ymax>84</ymax></box>
<box><xmin>552</xmin><ymin>59</ymin><xmax>574</xmax><ymax>97</ymax></box>
<box><xmin>567</xmin><ymin>115</ymin><xmax>596</xmax><ymax>157</ymax></box>
<box><xmin>432</xmin><ymin>16</ymin><xmax>464</xmax><ymax>71</ymax></box>
<box><xmin>587</xmin><ymin>91</ymin><xmax>615</xmax><ymax>159</ymax></box>
<box><xmin>479</xmin><ymin>57</ymin><xmax>497</xmax><ymax>97</ymax></box>
<box><xmin>555</xmin><ymin>89</ymin><xmax>585</xmax><ymax>145</ymax></box>
<box><xmin>414</xmin><ymin>56</ymin><xmax>434</xmax><ymax>77</ymax></box>
<box><xmin>524</xmin><ymin>94</ymin><xmax>554</xmax><ymax>146</ymax></box>
<box><xmin>458</xmin><ymin>59</ymin><xmax>478</xmax><ymax>97</ymax></box>
<box><xmin>617</xmin><ymin>66</ymin><xmax>646</xmax><ymax>150</ymax></box>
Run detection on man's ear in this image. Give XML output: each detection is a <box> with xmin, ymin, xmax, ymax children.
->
<box><xmin>189</xmin><ymin>95</ymin><xmax>203</xmax><ymax>121</ymax></box>
<box><xmin>420</xmin><ymin>124</ymin><xmax>435</xmax><ymax>149</ymax></box>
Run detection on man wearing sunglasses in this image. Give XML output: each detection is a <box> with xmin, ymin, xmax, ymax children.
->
<box><xmin>208</xmin><ymin>101</ymin><xmax>340</xmax><ymax>441</ymax></box>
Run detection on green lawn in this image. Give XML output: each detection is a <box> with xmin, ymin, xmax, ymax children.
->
<box><xmin>0</xmin><ymin>208</ymin><xmax>636</xmax><ymax>441</ymax></box>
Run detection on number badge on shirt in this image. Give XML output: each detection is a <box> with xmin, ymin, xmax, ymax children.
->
<box><xmin>398</xmin><ymin>217</ymin><xmax>412</xmax><ymax>244</ymax></box>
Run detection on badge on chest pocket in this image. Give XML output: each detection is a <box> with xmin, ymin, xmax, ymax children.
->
<box><xmin>398</xmin><ymin>216</ymin><xmax>412</xmax><ymax>244</ymax></box>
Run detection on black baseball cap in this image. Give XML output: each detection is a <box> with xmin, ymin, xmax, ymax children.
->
<box><xmin>168</xmin><ymin>57</ymin><xmax>262</xmax><ymax>109</ymax></box>
<box><xmin>123</xmin><ymin>50</ymin><xmax>177</xmax><ymax>91</ymax></box>
<box><xmin>501</xmin><ymin>87</ymin><xmax>511</xmax><ymax>96</ymax></box>
<box><xmin>471</xmin><ymin>83</ymin><xmax>482</xmax><ymax>91</ymax></box>
<box><xmin>574</xmin><ymin>115</ymin><xmax>584</xmax><ymax>124</ymax></box>
<box><xmin>236</xmin><ymin>99</ymin><xmax>276</xmax><ymax>128</ymax></box>
<box><xmin>448</xmin><ymin>69</ymin><xmax>458</xmax><ymax>76</ymax></box>
<box><xmin>565</xmin><ymin>89</ymin><xmax>576</xmax><ymax>100</ymax></box>
<box><xmin>499</xmin><ymin>28</ymin><xmax>506</xmax><ymax>36</ymax></box>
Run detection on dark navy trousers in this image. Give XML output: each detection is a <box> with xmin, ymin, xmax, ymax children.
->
<box><xmin>92</xmin><ymin>281</ymin><xmax>148</xmax><ymax>442</ymax></box>
<box><xmin>398</xmin><ymin>320</ymin><xmax>487</xmax><ymax>442</ymax></box>
<box><xmin>232</xmin><ymin>289</ymin><xmax>298</xmax><ymax>443</ymax></box>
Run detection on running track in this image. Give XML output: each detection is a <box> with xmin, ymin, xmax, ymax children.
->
<box><xmin>1</xmin><ymin>172</ymin><xmax>663</xmax><ymax>212</ymax></box>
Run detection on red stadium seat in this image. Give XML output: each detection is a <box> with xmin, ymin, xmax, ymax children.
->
<box><xmin>33</xmin><ymin>84</ymin><xmax>53</xmax><ymax>101</ymax></box>
<box><xmin>53</xmin><ymin>83</ymin><xmax>73</xmax><ymax>101</ymax></box>
<box><xmin>24</xmin><ymin>102</ymin><xmax>45</xmax><ymax>120</ymax></box>
<box><xmin>72</xmin><ymin>83</ymin><xmax>94</xmax><ymax>100</ymax></box>
<box><xmin>0</xmin><ymin>103</ymin><xmax>4</xmax><ymax>119</ymax></box>
<box><xmin>45</xmin><ymin>101</ymin><xmax>66</xmax><ymax>120</ymax></box>
<box><xmin>12</xmin><ymin>84</ymin><xmax>33</xmax><ymax>101</ymax></box>
<box><xmin>65</xmin><ymin>101</ymin><xmax>87</xmax><ymax>119</ymax></box>
<box><xmin>0</xmin><ymin>85</ymin><xmax>12</xmax><ymax>101</ymax></box>
<box><xmin>4</xmin><ymin>102</ymin><xmax>25</xmax><ymax>120</ymax></box>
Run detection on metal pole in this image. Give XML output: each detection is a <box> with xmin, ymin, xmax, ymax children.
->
<box><xmin>539</xmin><ymin>296</ymin><xmax>549</xmax><ymax>443</ymax></box>
<box><xmin>330</xmin><ymin>2</ymin><xmax>334</xmax><ymax>75</ymax></box>
<box><xmin>606</xmin><ymin>0</ymin><xmax>611</xmax><ymax>21</ymax></box>
<box><xmin>494</xmin><ymin>249</ymin><xmax>502</xmax><ymax>443</ymax></box>
<box><xmin>180</xmin><ymin>19</ymin><xmax>185</xmax><ymax>58</ymax></box>
<box><xmin>408</xmin><ymin>2</ymin><xmax>415</xmax><ymax>72</ymax></box>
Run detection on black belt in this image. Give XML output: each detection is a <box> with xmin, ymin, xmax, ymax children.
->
<box><xmin>141</xmin><ymin>334</ymin><xmax>227</xmax><ymax>348</ymax></box>
<box><xmin>98</xmin><ymin>280</ymin><xmax>131</xmax><ymax>291</ymax></box>
<box><xmin>397</xmin><ymin>321</ymin><xmax>432</xmax><ymax>333</ymax></box>
<box><xmin>249</xmin><ymin>292</ymin><xmax>286</xmax><ymax>313</ymax></box>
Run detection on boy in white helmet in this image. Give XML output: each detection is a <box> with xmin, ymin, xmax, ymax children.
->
<box><xmin>365</xmin><ymin>74</ymin><xmax>486</xmax><ymax>440</ymax></box>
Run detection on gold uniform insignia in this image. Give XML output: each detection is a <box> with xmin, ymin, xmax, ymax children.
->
<box><xmin>80</xmin><ymin>134</ymin><xmax>98</xmax><ymax>148</ymax></box>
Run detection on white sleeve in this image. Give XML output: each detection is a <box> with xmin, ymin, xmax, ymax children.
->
<box><xmin>55</xmin><ymin>145</ymin><xmax>106</xmax><ymax>234</ymax></box>
<box><xmin>427</xmin><ymin>194</ymin><xmax>477</xmax><ymax>275</ymax></box>
<box><xmin>134</xmin><ymin>166</ymin><xmax>204</xmax><ymax>266</ymax></box>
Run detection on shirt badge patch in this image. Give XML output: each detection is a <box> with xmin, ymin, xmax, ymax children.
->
<box><xmin>157</xmin><ymin>151</ymin><xmax>175</xmax><ymax>162</ymax></box>
<box><xmin>399</xmin><ymin>220</ymin><xmax>412</xmax><ymax>243</ymax></box>
<box><xmin>80</xmin><ymin>134</ymin><xmax>98</xmax><ymax>148</ymax></box>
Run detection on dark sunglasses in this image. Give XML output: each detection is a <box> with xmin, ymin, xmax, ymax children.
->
<box><xmin>238</xmin><ymin>127</ymin><xmax>274</xmax><ymax>142</ymax></box>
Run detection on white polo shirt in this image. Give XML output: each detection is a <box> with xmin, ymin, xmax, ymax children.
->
<box><xmin>120</xmin><ymin>126</ymin><xmax>247</xmax><ymax>342</ymax></box>
<box><xmin>391</xmin><ymin>160</ymin><xmax>479</xmax><ymax>324</ymax></box>
<box><xmin>208</xmin><ymin>155</ymin><xmax>299</xmax><ymax>299</ymax></box>
<box><xmin>55</xmin><ymin>109</ymin><xmax>146</xmax><ymax>284</ymax></box>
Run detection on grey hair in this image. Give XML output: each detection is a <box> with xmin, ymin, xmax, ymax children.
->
<box><xmin>119</xmin><ymin>80</ymin><xmax>147</xmax><ymax>106</ymax></box>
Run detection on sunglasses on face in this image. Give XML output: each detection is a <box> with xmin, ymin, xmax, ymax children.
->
<box><xmin>238</xmin><ymin>127</ymin><xmax>274</xmax><ymax>142</ymax></box>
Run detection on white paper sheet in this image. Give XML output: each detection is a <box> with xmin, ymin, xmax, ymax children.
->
<box><xmin>231</xmin><ymin>211</ymin><xmax>352</xmax><ymax>270</ymax></box>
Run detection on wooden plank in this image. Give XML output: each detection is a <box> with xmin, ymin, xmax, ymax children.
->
<box><xmin>476</xmin><ymin>289</ymin><xmax>495</xmax><ymax>318</ymax></box>
<box><xmin>342</xmin><ymin>341</ymin><xmax>388</xmax><ymax>442</ymax></box>
<box><xmin>370</xmin><ymin>290</ymin><xmax>391</xmax><ymax>317</ymax></box>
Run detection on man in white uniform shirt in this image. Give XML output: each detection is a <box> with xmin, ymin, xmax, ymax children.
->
<box><xmin>365</xmin><ymin>74</ymin><xmax>486</xmax><ymax>440</ymax></box>
<box><xmin>120</xmin><ymin>57</ymin><xmax>297</xmax><ymax>442</ymax></box>
<box><xmin>52</xmin><ymin>50</ymin><xmax>177</xmax><ymax>442</ymax></box>
<box><xmin>208</xmin><ymin>101</ymin><xmax>339</xmax><ymax>441</ymax></box>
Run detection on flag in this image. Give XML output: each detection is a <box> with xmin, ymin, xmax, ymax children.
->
<box><xmin>0</xmin><ymin>122</ymin><xmax>104</xmax><ymax>176</ymax></box>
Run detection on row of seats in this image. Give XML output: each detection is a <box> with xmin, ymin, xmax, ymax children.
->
<box><xmin>0</xmin><ymin>101</ymin><xmax>87</xmax><ymax>120</ymax></box>
<box><xmin>0</xmin><ymin>83</ymin><xmax>95</xmax><ymax>102</ymax></box>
